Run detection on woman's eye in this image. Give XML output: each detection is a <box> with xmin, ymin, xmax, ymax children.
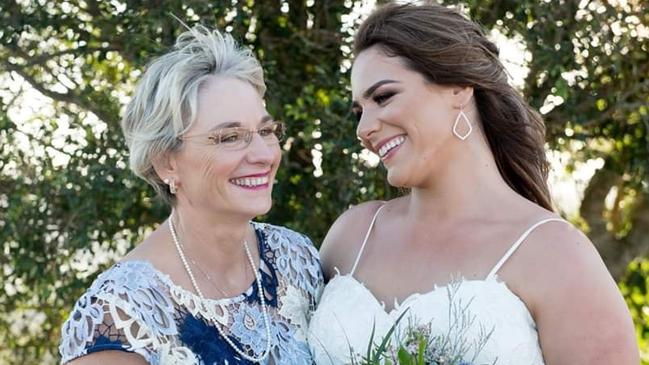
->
<box><xmin>373</xmin><ymin>92</ymin><xmax>394</xmax><ymax>105</ymax></box>
<box><xmin>219</xmin><ymin>132</ymin><xmax>242</xmax><ymax>144</ymax></box>
<box><xmin>258</xmin><ymin>126</ymin><xmax>273</xmax><ymax>137</ymax></box>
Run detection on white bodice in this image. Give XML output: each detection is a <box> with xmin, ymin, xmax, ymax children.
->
<box><xmin>308</xmin><ymin>205</ymin><xmax>563</xmax><ymax>365</ymax></box>
<box><xmin>308</xmin><ymin>274</ymin><xmax>545</xmax><ymax>365</ymax></box>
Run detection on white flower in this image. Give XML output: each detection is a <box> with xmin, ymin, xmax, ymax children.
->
<box><xmin>278</xmin><ymin>285</ymin><xmax>309</xmax><ymax>342</ymax></box>
<box><xmin>158</xmin><ymin>343</ymin><xmax>200</xmax><ymax>365</ymax></box>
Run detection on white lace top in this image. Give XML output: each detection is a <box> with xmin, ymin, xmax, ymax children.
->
<box><xmin>308</xmin><ymin>205</ymin><xmax>564</xmax><ymax>365</ymax></box>
<box><xmin>59</xmin><ymin>222</ymin><xmax>323</xmax><ymax>365</ymax></box>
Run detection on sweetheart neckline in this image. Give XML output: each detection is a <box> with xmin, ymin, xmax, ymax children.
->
<box><xmin>324</xmin><ymin>273</ymin><xmax>529</xmax><ymax>316</ymax></box>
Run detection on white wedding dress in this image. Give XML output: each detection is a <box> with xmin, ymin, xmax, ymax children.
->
<box><xmin>308</xmin><ymin>205</ymin><xmax>564</xmax><ymax>365</ymax></box>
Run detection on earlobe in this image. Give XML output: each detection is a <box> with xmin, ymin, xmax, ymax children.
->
<box><xmin>451</xmin><ymin>86</ymin><xmax>474</xmax><ymax>109</ymax></box>
<box><xmin>152</xmin><ymin>152</ymin><xmax>179</xmax><ymax>185</ymax></box>
<box><xmin>163</xmin><ymin>178</ymin><xmax>178</xmax><ymax>194</ymax></box>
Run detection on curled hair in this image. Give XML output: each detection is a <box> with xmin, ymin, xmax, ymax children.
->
<box><xmin>354</xmin><ymin>2</ymin><xmax>552</xmax><ymax>210</ymax></box>
<box><xmin>120</xmin><ymin>25</ymin><xmax>265</xmax><ymax>205</ymax></box>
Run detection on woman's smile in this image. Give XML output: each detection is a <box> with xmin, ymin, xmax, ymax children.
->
<box><xmin>376</xmin><ymin>134</ymin><xmax>406</xmax><ymax>161</ymax></box>
<box><xmin>229</xmin><ymin>171</ymin><xmax>271</xmax><ymax>190</ymax></box>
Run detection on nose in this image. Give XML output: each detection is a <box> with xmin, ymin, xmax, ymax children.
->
<box><xmin>245</xmin><ymin>133</ymin><xmax>277</xmax><ymax>165</ymax></box>
<box><xmin>356</xmin><ymin>109</ymin><xmax>380</xmax><ymax>147</ymax></box>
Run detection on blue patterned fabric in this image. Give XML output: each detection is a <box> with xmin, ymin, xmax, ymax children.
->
<box><xmin>59</xmin><ymin>223</ymin><xmax>323</xmax><ymax>365</ymax></box>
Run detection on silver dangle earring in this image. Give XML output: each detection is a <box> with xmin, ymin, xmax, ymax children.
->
<box><xmin>453</xmin><ymin>108</ymin><xmax>472</xmax><ymax>141</ymax></box>
<box><xmin>164</xmin><ymin>178</ymin><xmax>177</xmax><ymax>194</ymax></box>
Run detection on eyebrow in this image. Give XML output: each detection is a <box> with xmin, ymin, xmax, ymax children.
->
<box><xmin>207</xmin><ymin>115</ymin><xmax>273</xmax><ymax>131</ymax></box>
<box><xmin>351</xmin><ymin>79</ymin><xmax>400</xmax><ymax>109</ymax></box>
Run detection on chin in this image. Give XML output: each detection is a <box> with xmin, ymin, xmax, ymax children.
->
<box><xmin>386</xmin><ymin>168</ymin><xmax>410</xmax><ymax>188</ymax></box>
<box><xmin>244</xmin><ymin>197</ymin><xmax>273</xmax><ymax>218</ymax></box>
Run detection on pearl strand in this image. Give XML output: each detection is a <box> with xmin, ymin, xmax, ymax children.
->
<box><xmin>168</xmin><ymin>214</ymin><xmax>272</xmax><ymax>363</ymax></box>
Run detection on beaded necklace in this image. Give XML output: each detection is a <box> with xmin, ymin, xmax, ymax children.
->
<box><xmin>168</xmin><ymin>214</ymin><xmax>272</xmax><ymax>362</ymax></box>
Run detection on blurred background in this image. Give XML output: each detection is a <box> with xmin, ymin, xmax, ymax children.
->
<box><xmin>0</xmin><ymin>0</ymin><xmax>647</xmax><ymax>363</ymax></box>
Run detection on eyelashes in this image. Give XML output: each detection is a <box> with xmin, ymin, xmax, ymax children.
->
<box><xmin>372</xmin><ymin>91</ymin><xmax>395</xmax><ymax>105</ymax></box>
<box><xmin>352</xmin><ymin>91</ymin><xmax>397</xmax><ymax>122</ymax></box>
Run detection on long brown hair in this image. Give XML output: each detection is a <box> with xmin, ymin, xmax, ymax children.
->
<box><xmin>354</xmin><ymin>2</ymin><xmax>553</xmax><ymax>210</ymax></box>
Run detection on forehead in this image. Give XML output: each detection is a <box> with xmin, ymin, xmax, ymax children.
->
<box><xmin>195</xmin><ymin>75</ymin><xmax>265</xmax><ymax>127</ymax></box>
<box><xmin>351</xmin><ymin>46</ymin><xmax>412</xmax><ymax>97</ymax></box>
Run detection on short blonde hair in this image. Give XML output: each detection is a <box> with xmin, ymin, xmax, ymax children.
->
<box><xmin>121</xmin><ymin>25</ymin><xmax>266</xmax><ymax>205</ymax></box>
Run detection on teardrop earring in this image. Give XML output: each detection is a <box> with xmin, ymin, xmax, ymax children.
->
<box><xmin>452</xmin><ymin>108</ymin><xmax>472</xmax><ymax>141</ymax></box>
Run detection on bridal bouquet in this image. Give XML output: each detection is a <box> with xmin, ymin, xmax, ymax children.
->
<box><xmin>353</xmin><ymin>283</ymin><xmax>495</xmax><ymax>365</ymax></box>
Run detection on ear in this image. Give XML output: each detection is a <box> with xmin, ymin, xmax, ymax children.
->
<box><xmin>450</xmin><ymin>85</ymin><xmax>474</xmax><ymax>109</ymax></box>
<box><xmin>152</xmin><ymin>151</ymin><xmax>179</xmax><ymax>184</ymax></box>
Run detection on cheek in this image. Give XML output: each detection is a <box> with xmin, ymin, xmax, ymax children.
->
<box><xmin>381</xmin><ymin>101</ymin><xmax>409</xmax><ymax>125</ymax></box>
<box><xmin>187</xmin><ymin>150</ymin><xmax>237</xmax><ymax>185</ymax></box>
<box><xmin>197</xmin><ymin>152</ymin><xmax>215</xmax><ymax>177</ymax></box>
<box><xmin>272</xmin><ymin>146</ymin><xmax>282</xmax><ymax>167</ymax></box>
<box><xmin>408</xmin><ymin>102</ymin><xmax>454</xmax><ymax>146</ymax></box>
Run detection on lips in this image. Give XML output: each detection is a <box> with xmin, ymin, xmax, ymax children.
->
<box><xmin>376</xmin><ymin>135</ymin><xmax>406</xmax><ymax>158</ymax></box>
<box><xmin>229</xmin><ymin>172</ymin><xmax>270</xmax><ymax>188</ymax></box>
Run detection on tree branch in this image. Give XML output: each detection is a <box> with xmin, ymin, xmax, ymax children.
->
<box><xmin>1</xmin><ymin>60</ymin><xmax>117</xmax><ymax>125</ymax></box>
<box><xmin>22</xmin><ymin>46</ymin><xmax>120</xmax><ymax>67</ymax></box>
<box><xmin>2</xmin><ymin>61</ymin><xmax>78</xmax><ymax>105</ymax></box>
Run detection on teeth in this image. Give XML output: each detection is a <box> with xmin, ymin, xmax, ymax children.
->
<box><xmin>231</xmin><ymin>176</ymin><xmax>269</xmax><ymax>187</ymax></box>
<box><xmin>378</xmin><ymin>136</ymin><xmax>405</xmax><ymax>158</ymax></box>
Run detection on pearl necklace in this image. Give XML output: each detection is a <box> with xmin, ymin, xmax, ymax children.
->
<box><xmin>168</xmin><ymin>215</ymin><xmax>272</xmax><ymax>363</ymax></box>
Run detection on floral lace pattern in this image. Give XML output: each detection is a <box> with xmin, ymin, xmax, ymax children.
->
<box><xmin>59</xmin><ymin>222</ymin><xmax>323</xmax><ymax>365</ymax></box>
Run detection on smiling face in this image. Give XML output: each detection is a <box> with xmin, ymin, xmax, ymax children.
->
<box><xmin>169</xmin><ymin>75</ymin><xmax>281</xmax><ymax>220</ymax></box>
<box><xmin>351</xmin><ymin>46</ymin><xmax>467</xmax><ymax>188</ymax></box>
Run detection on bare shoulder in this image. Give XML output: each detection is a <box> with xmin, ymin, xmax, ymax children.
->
<box><xmin>319</xmin><ymin>200</ymin><xmax>386</xmax><ymax>280</ymax></box>
<box><xmin>515</xmin><ymin>219</ymin><xmax>616</xmax><ymax>304</ymax></box>
<box><xmin>66</xmin><ymin>350</ymin><xmax>149</xmax><ymax>365</ymax></box>
<box><xmin>511</xmin><ymin>218</ymin><xmax>639</xmax><ymax>364</ymax></box>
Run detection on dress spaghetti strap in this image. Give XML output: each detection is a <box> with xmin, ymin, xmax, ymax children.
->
<box><xmin>350</xmin><ymin>204</ymin><xmax>386</xmax><ymax>276</ymax></box>
<box><xmin>486</xmin><ymin>217</ymin><xmax>567</xmax><ymax>279</ymax></box>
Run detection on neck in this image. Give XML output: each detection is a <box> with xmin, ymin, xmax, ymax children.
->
<box><xmin>169</xmin><ymin>205</ymin><xmax>254</xmax><ymax>272</ymax></box>
<box><xmin>407</xmin><ymin>135</ymin><xmax>523</xmax><ymax>223</ymax></box>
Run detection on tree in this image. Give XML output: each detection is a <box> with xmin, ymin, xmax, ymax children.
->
<box><xmin>0</xmin><ymin>0</ymin><xmax>646</xmax><ymax>363</ymax></box>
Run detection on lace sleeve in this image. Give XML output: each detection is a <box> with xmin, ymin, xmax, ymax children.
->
<box><xmin>59</xmin><ymin>262</ymin><xmax>176</xmax><ymax>364</ymax></box>
<box><xmin>262</xmin><ymin>224</ymin><xmax>324</xmax><ymax>308</ymax></box>
<box><xmin>296</xmin><ymin>233</ymin><xmax>325</xmax><ymax>309</ymax></box>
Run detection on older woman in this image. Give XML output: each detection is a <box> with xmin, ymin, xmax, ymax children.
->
<box><xmin>59</xmin><ymin>25</ymin><xmax>322</xmax><ymax>365</ymax></box>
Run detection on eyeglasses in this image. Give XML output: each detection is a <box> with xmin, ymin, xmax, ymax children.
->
<box><xmin>180</xmin><ymin>121</ymin><xmax>285</xmax><ymax>151</ymax></box>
